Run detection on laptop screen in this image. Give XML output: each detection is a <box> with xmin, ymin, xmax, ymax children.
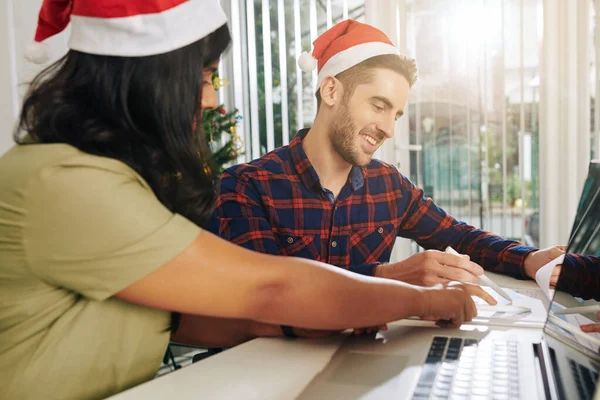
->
<box><xmin>544</xmin><ymin>161</ymin><xmax>600</xmax><ymax>360</ymax></box>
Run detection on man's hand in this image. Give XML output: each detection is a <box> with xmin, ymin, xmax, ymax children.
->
<box><xmin>374</xmin><ymin>250</ymin><xmax>484</xmax><ymax>286</ymax></box>
<box><xmin>580</xmin><ymin>312</ymin><xmax>600</xmax><ymax>333</ymax></box>
<box><xmin>524</xmin><ymin>246</ymin><xmax>566</xmax><ymax>287</ymax></box>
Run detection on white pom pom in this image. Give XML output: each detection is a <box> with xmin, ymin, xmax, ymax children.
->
<box><xmin>24</xmin><ymin>41</ymin><xmax>50</xmax><ymax>64</ymax></box>
<box><xmin>298</xmin><ymin>51</ymin><xmax>317</xmax><ymax>72</ymax></box>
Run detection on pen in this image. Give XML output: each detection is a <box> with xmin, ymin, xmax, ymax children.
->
<box><xmin>553</xmin><ymin>305</ymin><xmax>600</xmax><ymax>315</ymax></box>
<box><xmin>477</xmin><ymin>304</ymin><xmax>531</xmax><ymax>314</ymax></box>
<box><xmin>444</xmin><ymin>246</ymin><xmax>514</xmax><ymax>304</ymax></box>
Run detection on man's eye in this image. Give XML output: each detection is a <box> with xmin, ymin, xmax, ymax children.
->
<box><xmin>373</xmin><ymin>104</ymin><xmax>384</xmax><ymax>112</ymax></box>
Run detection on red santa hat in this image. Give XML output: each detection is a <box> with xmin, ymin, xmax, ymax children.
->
<box><xmin>298</xmin><ymin>19</ymin><xmax>401</xmax><ymax>87</ymax></box>
<box><xmin>25</xmin><ymin>0</ymin><xmax>227</xmax><ymax>64</ymax></box>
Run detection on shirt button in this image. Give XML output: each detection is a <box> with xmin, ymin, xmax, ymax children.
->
<box><xmin>287</xmin><ymin>237</ymin><xmax>294</xmax><ymax>244</ymax></box>
<box><xmin>331</xmin><ymin>241</ymin><xmax>337</xmax><ymax>248</ymax></box>
<box><xmin>378</xmin><ymin>227</ymin><xmax>384</xmax><ymax>234</ymax></box>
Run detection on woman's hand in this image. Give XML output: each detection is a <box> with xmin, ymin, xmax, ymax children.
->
<box><xmin>420</xmin><ymin>282</ymin><xmax>497</xmax><ymax>327</ymax></box>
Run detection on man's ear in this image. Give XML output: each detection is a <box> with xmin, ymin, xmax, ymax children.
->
<box><xmin>319</xmin><ymin>76</ymin><xmax>343</xmax><ymax>107</ymax></box>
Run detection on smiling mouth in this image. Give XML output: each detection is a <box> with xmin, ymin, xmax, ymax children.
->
<box><xmin>361</xmin><ymin>133</ymin><xmax>379</xmax><ymax>146</ymax></box>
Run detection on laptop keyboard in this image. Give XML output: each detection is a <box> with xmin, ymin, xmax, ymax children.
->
<box><xmin>569</xmin><ymin>359</ymin><xmax>599</xmax><ymax>400</ymax></box>
<box><xmin>412</xmin><ymin>336</ymin><xmax>519</xmax><ymax>400</ymax></box>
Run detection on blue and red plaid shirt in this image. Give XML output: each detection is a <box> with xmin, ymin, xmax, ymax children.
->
<box><xmin>212</xmin><ymin>129</ymin><xmax>599</xmax><ymax>300</ymax></box>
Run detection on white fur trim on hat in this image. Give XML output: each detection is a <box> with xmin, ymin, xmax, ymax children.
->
<box><xmin>69</xmin><ymin>0</ymin><xmax>227</xmax><ymax>57</ymax></box>
<box><xmin>317</xmin><ymin>42</ymin><xmax>400</xmax><ymax>87</ymax></box>
<box><xmin>298</xmin><ymin>51</ymin><xmax>317</xmax><ymax>72</ymax></box>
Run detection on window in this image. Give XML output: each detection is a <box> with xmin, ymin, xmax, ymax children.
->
<box><xmin>221</xmin><ymin>0</ymin><xmax>365</xmax><ymax>162</ymax></box>
<box><xmin>403</xmin><ymin>0</ymin><xmax>542</xmax><ymax>245</ymax></box>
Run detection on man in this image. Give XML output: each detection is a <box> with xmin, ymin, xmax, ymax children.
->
<box><xmin>212</xmin><ymin>20</ymin><xmax>599</xmax><ymax>308</ymax></box>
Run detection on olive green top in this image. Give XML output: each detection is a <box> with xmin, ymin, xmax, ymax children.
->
<box><xmin>0</xmin><ymin>143</ymin><xmax>200</xmax><ymax>400</ymax></box>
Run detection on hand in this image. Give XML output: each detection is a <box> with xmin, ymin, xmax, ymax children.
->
<box><xmin>524</xmin><ymin>246</ymin><xmax>566</xmax><ymax>286</ymax></box>
<box><xmin>580</xmin><ymin>312</ymin><xmax>600</xmax><ymax>333</ymax></box>
<box><xmin>374</xmin><ymin>250</ymin><xmax>484</xmax><ymax>286</ymax></box>
<box><xmin>352</xmin><ymin>324</ymin><xmax>388</xmax><ymax>336</ymax></box>
<box><xmin>420</xmin><ymin>282</ymin><xmax>497</xmax><ymax>328</ymax></box>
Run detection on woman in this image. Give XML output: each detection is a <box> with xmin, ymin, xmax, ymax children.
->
<box><xmin>0</xmin><ymin>1</ymin><xmax>493</xmax><ymax>399</ymax></box>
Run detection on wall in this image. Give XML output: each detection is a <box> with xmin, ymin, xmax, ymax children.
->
<box><xmin>0</xmin><ymin>0</ymin><xmax>68</xmax><ymax>155</ymax></box>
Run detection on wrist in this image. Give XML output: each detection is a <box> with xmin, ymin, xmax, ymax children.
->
<box><xmin>418</xmin><ymin>288</ymin><xmax>431</xmax><ymax>317</ymax></box>
<box><xmin>373</xmin><ymin>263</ymin><xmax>387</xmax><ymax>279</ymax></box>
<box><xmin>523</xmin><ymin>254</ymin><xmax>536</xmax><ymax>279</ymax></box>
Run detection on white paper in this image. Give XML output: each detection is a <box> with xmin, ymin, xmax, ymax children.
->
<box><xmin>535</xmin><ymin>254</ymin><xmax>565</xmax><ymax>300</ymax></box>
<box><xmin>549</xmin><ymin>302</ymin><xmax>600</xmax><ymax>353</ymax></box>
<box><xmin>472</xmin><ymin>287</ymin><xmax>548</xmax><ymax>326</ymax></box>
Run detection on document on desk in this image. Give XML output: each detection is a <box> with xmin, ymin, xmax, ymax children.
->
<box><xmin>534</xmin><ymin>254</ymin><xmax>565</xmax><ymax>300</ymax></box>
<box><xmin>470</xmin><ymin>286</ymin><xmax>549</xmax><ymax>328</ymax></box>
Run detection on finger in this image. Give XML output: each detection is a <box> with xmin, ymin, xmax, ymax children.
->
<box><xmin>467</xmin><ymin>295</ymin><xmax>477</xmax><ymax>321</ymax></box>
<box><xmin>439</xmin><ymin>253</ymin><xmax>484</xmax><ymax>276</ymax></box>
<box><xmin>435</xmin><ymin>320</ymin><xmax>453</xmax><ymax>328</ymax></box>
<box><xmin>463</xmin><ymin>283</ymin><xmax>498</xmax><ymax>305</ymax></box>
<box><xmin>452</xmin><ymin>311</ymin><xmax>464</xmax><ymax>327</ymax></box>
<box><xmin>379</xmin><ymin>324</ymin><xmax>388</xmax><ymax>331</ymax></box>
<box><xmin>454</xmin><ymin>269</ymin><xmax>481</xmax><ymax>285</ymax></box>
<box><xmin>581</xmin><ymin>323</ymin><xmax>600</xmax><ymax>333</ymax></box>
<box><xmin>432</xmin><ymin>264</ymin><xmax>479</xmax><ymax>285</ymax></box>
<box><xmin>549</xmin><ymin>266</ymin><xmax>562</xmax><ymax>287</ymax></box>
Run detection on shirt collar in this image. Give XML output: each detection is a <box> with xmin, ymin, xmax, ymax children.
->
<box><xmin>289</xmin><ymin>129</ymin><xmax>365</xmax><ymax>192</ymax></box>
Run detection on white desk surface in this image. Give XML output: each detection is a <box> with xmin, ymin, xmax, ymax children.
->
<box><xmin>106</xmin><ymin>272</ymin><xmax>573</xmax><ymax>400</ymax></box>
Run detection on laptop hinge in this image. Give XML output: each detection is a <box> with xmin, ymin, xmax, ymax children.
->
<box><xmin>534</xmin><ymin>339</ymin><xmax>560</xmax><ymax>400</ymax></box>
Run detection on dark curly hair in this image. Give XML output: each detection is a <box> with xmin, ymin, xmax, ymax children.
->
<box><xmin>15</xmin><ymin>24</ymin><xmax>231</xmax><ymax>228</ymax></box>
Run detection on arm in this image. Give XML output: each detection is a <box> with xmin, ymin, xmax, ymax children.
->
<box><xmin>28</xmin><ymin>160</ymin><xmax>484</xmax><ymax>334</ymax></box>
<box><xmin>116</xmin><ymin>229</ymin><xmax>428</xmax><ymax>330</ymax></box>
<box><xmin>117</xmin><ymin>229</ymin><xmax>492</xmax><ymax>330</ymax></box>
<box><xmin>556</xmin><ymin>254</ymin><xmax>600</xmax><ymax>301</ymax></box>
<box><xmin>395</xmin><ymin>171</ymin><xmax>535</xmax><ymax>279</ymax></box>
<box><xmin>170</xmin><ymin>314</ymin><xmax>282</xmax><ymax>348</ymax></box>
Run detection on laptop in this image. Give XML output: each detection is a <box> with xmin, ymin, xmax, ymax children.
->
<box><xmin>297</xmin><ymin>161</ymin><xmax>600</xmax><ymax>400</ymax></box>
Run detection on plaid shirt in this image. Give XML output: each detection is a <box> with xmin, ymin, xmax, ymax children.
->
<box><xmin>212</xmin><ymin>129</ymin><xmax>599</xmax><ymax>300</ymax></box>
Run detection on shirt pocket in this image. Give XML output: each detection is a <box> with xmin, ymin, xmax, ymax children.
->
<box><xmin>274</xmin><ymin>232</ymin><xmax>321</xmax><ymax>260</ymax></box>
<box><xmin>348</xmin><ymin>223</ymin><xmax>397</xmax><ymax>265</ymax></box>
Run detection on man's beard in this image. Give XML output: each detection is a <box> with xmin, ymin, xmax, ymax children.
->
<box><xmin>328</xmin><ymin>103</ymin><xmax>382</xmax><ymax>167</ymax></box>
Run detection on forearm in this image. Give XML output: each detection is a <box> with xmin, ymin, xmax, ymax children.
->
<box><xmin>397</xmin><ymin>175</ymin><xmax>535</xmax><ymax>278</ymax></box>
<box><xmin>415</xmin><ymin>221</ymin><xmax>535</xmax><ymax>279</ymax></box>
<box><xmin>171</xmin><ymin>314</ymin><xmax>283</xmax><ymax>348</ymax></box>
<box><xmin>118</xmin><ymin>231</ymin><xmax>427</xmax><ymax>331</ymax></box>
<box><xmin>247</xmin><ymin>250</ymin><xmax>427</xmax><ymax>330</ymax></box>
<box><xmin>556</xmin><ymin>254</ymin><xmax>600</xmax><ymax>301</ymax></box>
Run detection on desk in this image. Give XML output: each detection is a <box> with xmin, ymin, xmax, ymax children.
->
<box><xmin>106</xmin><ymin>272</ymin><xmax>577</xmax><ymax>400</ymax></box>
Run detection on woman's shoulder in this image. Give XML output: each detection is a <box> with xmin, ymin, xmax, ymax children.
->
<box><xmin>3</xmin><ymin>143</ymin><xmax>148</xmax><ymax>188</ymax></box>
